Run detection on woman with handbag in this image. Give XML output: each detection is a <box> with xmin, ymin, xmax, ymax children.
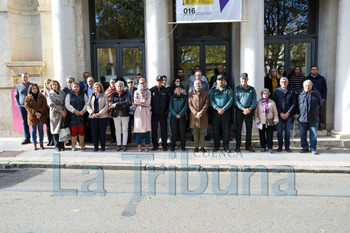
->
<box><xmin>110</xmin><ymin>81</ymin><xmax>130</xmax><ymax>151</ymax></box>
<box><xmin>87</xmin><ymin>82</ymin><xmax>109</xmax><ymax>151</ymax></box>
<box><xmin>133</xmin><ymin>78</ymin><xmax>151</xmax><ymax>152</ymax></box>
<box><xmin>105</xmin><ymin>78</ymin><xmax>117</xmax><ymax>143</ymax></box>
<box><xmin>24</xmin><ymin>83</ymin><xmax>48</xmax><ymax>150</ymax></box>
<box><xmin>254</xmin><ymin>88</ymin><xmax>279</xmax><ymax>153</ymax></box>
<box><xmin>65</xmin><ymin>82</ymin><xmax>88</xmax><ymax>151</ymax></box>
<box><xmin>41</xmin><ymin>78</ymin><xmax>54</xmax><ymax>146</ymax></box>
<box><xmin>47</xmin><ymin>80</ymin><xmax>67</xmax><ymax>151</ymax></box>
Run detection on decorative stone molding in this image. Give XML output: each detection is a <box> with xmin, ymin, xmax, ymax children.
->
<box><xmin>5</xmin><ymin>61</ymin><xmax>46</xmax><ymax>76</ymax></box>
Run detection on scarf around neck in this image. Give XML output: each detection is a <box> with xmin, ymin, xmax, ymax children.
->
<box><xmin>261</xmin><ymin>98</ymin><xmax>269</xmax><ymax>117</ymax></box>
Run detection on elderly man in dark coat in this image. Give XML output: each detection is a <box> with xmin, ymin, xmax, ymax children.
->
<box><xmin>295</xmin><ymin>80</ymin><xmax>323</xmax><ymax>155</ymax></box>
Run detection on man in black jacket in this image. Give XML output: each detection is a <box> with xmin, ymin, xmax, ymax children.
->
<box><xmin>272</xmin><ymin>77</ymin><xmax>297</xmax><ymax>152</ymax></box>
<box><xmin>150</xmin><ymin>75</ymin><xmax>172</xmax><ymax>151</ymax></box>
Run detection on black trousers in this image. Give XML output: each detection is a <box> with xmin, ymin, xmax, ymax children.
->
<box><xmin>152</xmin><ymin>113</ymin><xmax>168</xmax><ymax>148</ymax></box>
<box><xmin>258</xmin><ymin>124</ymin><xmax>274</xmax><ymax>149</ymax></box>
<box><xmin>235</xmin><ymin>109</ymin><xmax>254</xmax><ymax>147</ymax></box>
<box><xmin>84</xmin><ymin>113</ymin><xmax>92</xmax><ymax>142</ymax></box>
<box><xmin>52</xmin><ymin>134</ymin><xmax>65</xmax><ymax>149</ymax></box>
<box><xmin>128</xmin><ymin>115</ymin><xmax>134</xmax><ymax>142</ymax></box>
<box><xmin>90</xmin><ymin>118</ymin><xmax>108</xmax><ymax>149</ymax></box>
<box><xmin>46</xmin><ymin>117</ymin><xmax>53</xmax><ymax>143</ymax></box>
<box><xmin>109</xmin><ymin>117</ymin><xmax>116</xmax><ymax>141</ymax></box>
<box><xmin>170</xmin><ymin>115</ymin><xmax>186</xmax><ymax>148</ymax></box>
<box><xmin>213</xmin><ymin>110</ymin><xmax>230</xmax><ymax>148</ymax></box>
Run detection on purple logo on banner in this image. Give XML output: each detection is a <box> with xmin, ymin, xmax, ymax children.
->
<box><xmin>219</xmin><ymin>0</ymin><xmax>229</xmax><ymax>12</ymax></box>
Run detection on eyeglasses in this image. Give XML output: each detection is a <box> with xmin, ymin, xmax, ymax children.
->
<box><xmin>110</xmin><ymin>82</ymin><xmax>115</xmax><ymax>84</ymax></box>
<box><xmin>83</xmin><ymin>75</ymin><xmax>89</xmax><ymax>77</ymax></box>
<box><xmin>139</xmin><ymin>82</ymin><xmax>145</xmax><ymax>84</ymax></box>
<box><xmin>127</xmin><ymin>81</ymin><xmax>134</xmax><ymax>83</ymax></box>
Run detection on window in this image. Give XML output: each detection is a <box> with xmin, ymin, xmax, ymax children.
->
<box><xmin>93</xmin><ymin>0</ymin><xmax>144</xmax><ymax>40</ymax></box>
<box><xmin>264</xmin><ymin>0</ymin><xmax>317</xmax><ymax>36</ymax></box>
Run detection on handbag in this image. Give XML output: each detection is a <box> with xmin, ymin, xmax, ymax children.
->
<box><xmin>59</xmin><ymin>117</ymin><xmax>71</xmax><ymax>142</ymax></box>
<box><xmin>267</xmin><ymin>118</ymin><xmax>274</xmax><ymax>127</ymax></box>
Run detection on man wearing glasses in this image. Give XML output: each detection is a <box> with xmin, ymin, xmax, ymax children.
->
<box><xmin>126</xmin><ymin>77</ymin><xmax>137</xmax><ymax>143</ymax></box>
<box><xmin>80</xmin><ymin>72</ymin><xmax>90</xmax><ymax>89</ymax></box>
<box><xmin>188</xmin><ymin>65</ymin><xmax>209</xmax><ymax>84</ymax></box>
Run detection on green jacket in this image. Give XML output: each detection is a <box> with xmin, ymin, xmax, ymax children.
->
<box><xmin>234</xmin><ymin>85</ymin><xmax>257</xmax><ymax>110</ymax></box>
<box><xmin>169</xmin><ymin>93</ymin><xmax>188</xmax><ymax>117</ymax></box>
<box><xmin>209</xmin><ymin>86</ymin><xmax>233</xmax><ymax>111</ymax></box>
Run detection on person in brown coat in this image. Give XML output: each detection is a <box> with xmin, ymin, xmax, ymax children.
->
<box><xmin>24</xmin><ymin>83</ymin><xmax>48</xmax><ymax>150</ymax></box>
<box><xmin>188</xmin><ymin>79</ymin><xmax>209</xmax><ymax>152</ymax></box>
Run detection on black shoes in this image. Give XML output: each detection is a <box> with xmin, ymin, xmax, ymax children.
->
<box><xmin>299</xmin><ymin>148</ymin><xmax>309</xmax><ymax>153</ymax></box>
<box><xmin>205</xmin><ymin>136</ymin><xmax>210</xmax><ymax>141</ymax></box>
<box><xmin>223</xmin><ymin>147</ymin><xmax>230</xmax><ymax>153</ymax></box>
<box><xmin>277</xmin><ymin>147</ymin><xmax>282</xmax><ymax>152</ymax></box>
<box><xmin>163</xmin><ymin>147</ymin><xmax>168</xmax><ymax>151</ymax></box>
<box><xmin>181</xmin><ymin>147</ymin><xmax>186</xmax><ymax>152</ymax></box>
<box><xmin>171</xmin><ymin>147</ymin><xmax>175</xmax><ymax>151</ymax></box>
<box><xmin>235</xmin><ymin>146</ymin><xmax>240</xmax><ymax>152</ymax></box>
<box><xmin>246</xmin><ymin>147</ymin><xmax>255</xmax><ymax>152</ymax></box>
<box><xmin>22</xmin><ymin>139</ymin><xmax>31</xmax><ymax>145</ymax></box>
<box><xmin>285</xmin><ymin>148</ymin><xmax>292</xmax><ymax>153</ymax></box>
<box><xmin>152</xmin><ymin>147</ymin><xmax>158</xmax><ymax>151</ymax></box>
<box><xmin>191</xmin><ymin>136</ymin><xmax>194</xmax><ymax>141</ymax></box>
<box><xmin>213</xmin><ymin>147</ymin><xmax>219</xmax><ymax>152</ymax></box>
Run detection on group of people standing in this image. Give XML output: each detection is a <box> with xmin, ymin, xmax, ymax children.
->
<box><xmin>14</xmin><ymin>64</ymin><xmax>327</xmax><ymax>154</ymax></box>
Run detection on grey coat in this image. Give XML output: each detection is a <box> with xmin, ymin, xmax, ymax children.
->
<box><xmin>47</xmin><ymin>90</ymin><xmax>67</xmax><ymax>134</ymax></box>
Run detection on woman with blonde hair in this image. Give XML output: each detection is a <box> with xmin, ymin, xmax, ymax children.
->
<box><xmin>47</xmin><ymin>80</ymin><xmax>67</xmax><ymax>151</ymax></box>
<box><xmin>87</xmin><ymin>82</ymin><xmax>109</xmax><ymax>151</ymax></box>
<box><xmin>133</xmin><ymin>78</ymin><xmax>151</xmax><ymax>152</ymax></box>
<box><xmin>41</xmin><ymin>78</ymin><xmax>53</xmax><ymax>146</ymax></box>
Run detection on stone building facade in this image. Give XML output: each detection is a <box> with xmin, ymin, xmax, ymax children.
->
<box><xmin>0</xmin><ymin>0</ymin><xmax>349</xmax><ymax>139</ymax></box>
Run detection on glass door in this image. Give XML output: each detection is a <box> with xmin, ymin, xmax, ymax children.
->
<box><xmin>96</xmin><ymin>47</ymin><xmax>117</xmax><ymax>82</ymax></box>
<box><xmin>264</xmin><ymin>38</ymin><xmax>315</xmax><ymax>77</ymax></box>
<box><xmin>92</xmin><ymin>43</ymin><xmax>145</xmax><ymax>82</ymax></box>
<box><xmin>176</xmin><ymin>41</ymin><xmax>229</xmax><ymax>80</ymax></box>
<box><xmin>121</xmin><ymin>46</ymin><xmax>143</xmax><ymax>82</ymax></box>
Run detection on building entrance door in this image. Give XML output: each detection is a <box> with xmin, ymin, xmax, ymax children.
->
<box><xmin>176</xmin><ymin>41</ymin><xmax>229</xmax><ymax>82</ymax></box>
<box><xmin>92</xmin><ymin>43</ymin><xmax>145</xmax><ymax>82</ymax></box>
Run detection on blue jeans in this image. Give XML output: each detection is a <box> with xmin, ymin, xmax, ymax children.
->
<box><xmin>31</xmin><ymin>119</ymin><xmax>44</xmax><ymax>144</ymax></box>
<box><xmin>299</xmin><ymin>121</ymin><xmax>318</xmax><ymax>151</ymax></box>
<box><xmin>136</xmin><ymin>132</ymin><xmax>150</xmax><ymax>145</ymax></box>
<box><xmin>277</xmin><ymin>115</ymin><xmax>293</xmax><ymax>149</ymax></box>
<box><xmin>19</xmin><ymin>107</ymin><xmax>30</xmax><ymax>140</ymax></box>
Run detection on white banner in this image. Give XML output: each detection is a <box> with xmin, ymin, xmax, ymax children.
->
<box><xmin>176</xmin><ymin>0</ymin><xmax>242</xmax><ymax>23</ymax></box>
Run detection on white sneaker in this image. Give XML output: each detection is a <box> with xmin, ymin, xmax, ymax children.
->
<box><xmin>167</xmin><ymin>138</ymin><xmax>171</xmax><ymax>144</ymax></box>
<box><xmin>158</xmin><ymin>138</ymin><xmax>162</xmax><ymax>144</ymax></box>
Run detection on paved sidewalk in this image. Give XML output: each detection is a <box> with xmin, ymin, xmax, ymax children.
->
<box><xmin>0</xmin><ymin>138</ymin><xmax>349</xmax><ymax>173</ymax></box>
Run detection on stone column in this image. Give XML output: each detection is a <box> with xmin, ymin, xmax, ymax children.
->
<box><xmin>240</xmin><ymin>0</ymin><xmax>264</xmax><ymax>92</ymax></box>
<box><xmin>38</xmin><ymin>0</ymin><xmax>54</xmax><ymax>82</ymax></box>
<box><xmin>332</xmin><ymin>0</ymin><xmax>350</xmax><ymax>139</ymax></box>
<box><xmin>240</xmin><ymin>0</ymin><xmax>264</xmax><ymax>138</ymax></box>
<box><xmin>145</xmin><ymin>0</ymin><xmax>172</xmax><ymax>88</ymax></box>
<box><xmin>318</xmin><ymin>0</ymin><xmax>338</xmax><ymax>133</ymax></box>
<box><xmin>51</xmin><ymin>0</ymin><xmax>78</xmax><ymax>87</ymax></box>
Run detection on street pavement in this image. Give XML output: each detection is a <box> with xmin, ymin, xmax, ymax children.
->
<box><xmin>0</xmin><ymin>138</ymin><xmax>349</xmax><ymax>173</ymax></box>
<box><xmin>0</xmin><ymin>169</ymin><xmax>349</xmax><ymax>232</ymax></box>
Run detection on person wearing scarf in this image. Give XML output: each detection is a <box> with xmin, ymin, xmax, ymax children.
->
<box><xmin>110</xmin><ymin>81</ymin><xmax>130</xmax><ymax>151</ymax></box>
<box><xmin>133</xmin><ymin>78</ymin><xmax>151</xmax><ymax>152</ymax></box>
<box><xmin>254</xmin><ymin>88</ymin><xmax>279</xmax><ymax>153</ymax></box>
<box><xmin>105</xmin><ymin>78</ymin><xmax>117</xmax><ymax>143</ymax></box>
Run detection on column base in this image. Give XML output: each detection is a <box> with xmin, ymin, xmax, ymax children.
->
<box><xmin>331</xmin><ymin>130</ymin><xmax>350</xmax><ymax>139</ymax></box>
